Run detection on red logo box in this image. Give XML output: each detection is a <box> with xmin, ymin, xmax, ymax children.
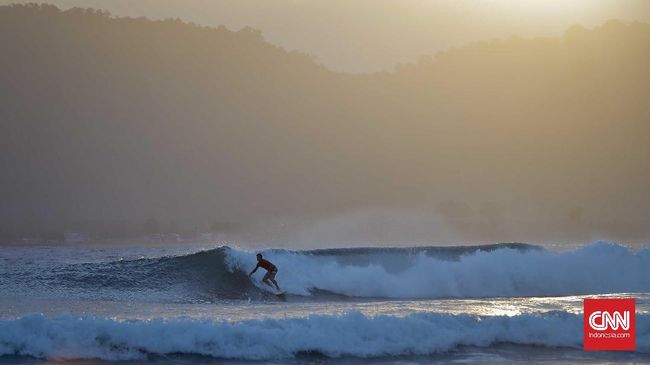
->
<box><xmin>584</xmin><ymin>298</ymin><xmax>635</xmax><ymax>351</ymax></box>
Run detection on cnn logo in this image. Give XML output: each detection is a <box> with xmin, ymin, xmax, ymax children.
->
<box><xmin>584</xmin><ymin>298</ymin><xmax>635</xmax><ymax>351</ymax></box>
<box><xmin>588</xmin><ymin>310</ymin><xmax>630</xmax><ymax>331</ymax></box>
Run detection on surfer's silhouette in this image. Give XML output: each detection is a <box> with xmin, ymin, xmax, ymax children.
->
<box><xmin>249</xmin><ymin>253</ymin><xmax>281</xmax><ymax>291</ymax></box>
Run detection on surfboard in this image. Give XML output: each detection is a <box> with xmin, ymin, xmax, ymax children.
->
<box><xmin>251</xmin><ymin>278</ymin><xmax>285</xmax><ymax>296</ymax></box>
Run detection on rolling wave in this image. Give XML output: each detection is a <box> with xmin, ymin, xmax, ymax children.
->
<box><xmin>1</xmin><ymin>311</ymin><xmax>647</xmax><ymax>360</ymax></box>
<box><xmin>44</xmin><ymin>242</ymin><xmax>650</xmax><ymax>301</ymax></box>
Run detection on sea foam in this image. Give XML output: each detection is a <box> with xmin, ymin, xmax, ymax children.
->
<box><xmin>226</xmin><ymin>242</ymin><xmax>650</xmax><ymax>298</ymax></box>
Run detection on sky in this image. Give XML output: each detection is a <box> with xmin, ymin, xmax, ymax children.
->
<box><xmin>4</xmin><ymin>0</ymin><xmax>650</xmax><ymax>72</ymax></box>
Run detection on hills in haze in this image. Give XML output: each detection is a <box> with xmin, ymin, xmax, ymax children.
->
<box><xmin>1</xmin><ymin>4</ymin><xmax>649</xmax><ymax>244</ymax></box>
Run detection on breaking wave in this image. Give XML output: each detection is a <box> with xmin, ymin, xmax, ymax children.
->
<box><xmin>227</xmin><ymin>242</ymin><xmax>650</xmax><ymax>299</ymax></box>
<box><xmin>1</xmin><ymin>311</ymin><xmax>647</xmax><ymax>361</ymax></box>
<box><xmin>34</xmin><ymin>242</ymin><xmax>650</xmax><ymax>301</ymax></box>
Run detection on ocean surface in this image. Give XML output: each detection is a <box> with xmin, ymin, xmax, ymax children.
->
<box><xmin>1</xmin><ymin>242</ymin><xmax>649</xmax><ymax>364</ymax></box>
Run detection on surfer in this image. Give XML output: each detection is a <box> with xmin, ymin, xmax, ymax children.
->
<box><xmin>249</xmin><ymin>253</ymin><xmax>281</xmax><ymax>291</ymax></box>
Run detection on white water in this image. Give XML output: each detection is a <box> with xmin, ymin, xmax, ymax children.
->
<box><xmin>4</xmin><ymin>310</ymin><xmax>648</xmax><ymax>361</ymax></box>
<box><xmin>226</xmin><ymin>242</ymin><xmax>650</xmax><ymax>299</ymax></box>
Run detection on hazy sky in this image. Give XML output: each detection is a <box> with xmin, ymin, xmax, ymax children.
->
<box><xmin>4</xmin><ymin>0</ymin><xmax>650</xmax><ymax>72</ymax></box>
<box><xmin>2</xmin><ymin>2</ymin><xmax>649</xmax><ymax>244</ymax></box>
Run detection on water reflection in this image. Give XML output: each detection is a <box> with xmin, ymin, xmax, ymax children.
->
<box><xmin>1</xmin><ymin>293</ymin><xmax>647</xmax><ymax>321</ymax></box>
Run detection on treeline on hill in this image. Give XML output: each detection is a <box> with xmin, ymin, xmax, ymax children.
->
<box><xmin>1</xmin><ymin>4</ymin><xmax>649</xmax><ymax>243</ymax></box>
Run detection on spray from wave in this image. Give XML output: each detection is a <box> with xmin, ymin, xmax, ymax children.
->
<box><xmin>226</xmin><ymin>242</ymin><xmax>650</xmax><ymax>299</ymax></box>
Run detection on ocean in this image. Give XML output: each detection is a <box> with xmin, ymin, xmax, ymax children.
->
<box><xmin>1</xmin><ymin>242</ymin><xmax>649</xmax><ymax>364</ymax></box>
